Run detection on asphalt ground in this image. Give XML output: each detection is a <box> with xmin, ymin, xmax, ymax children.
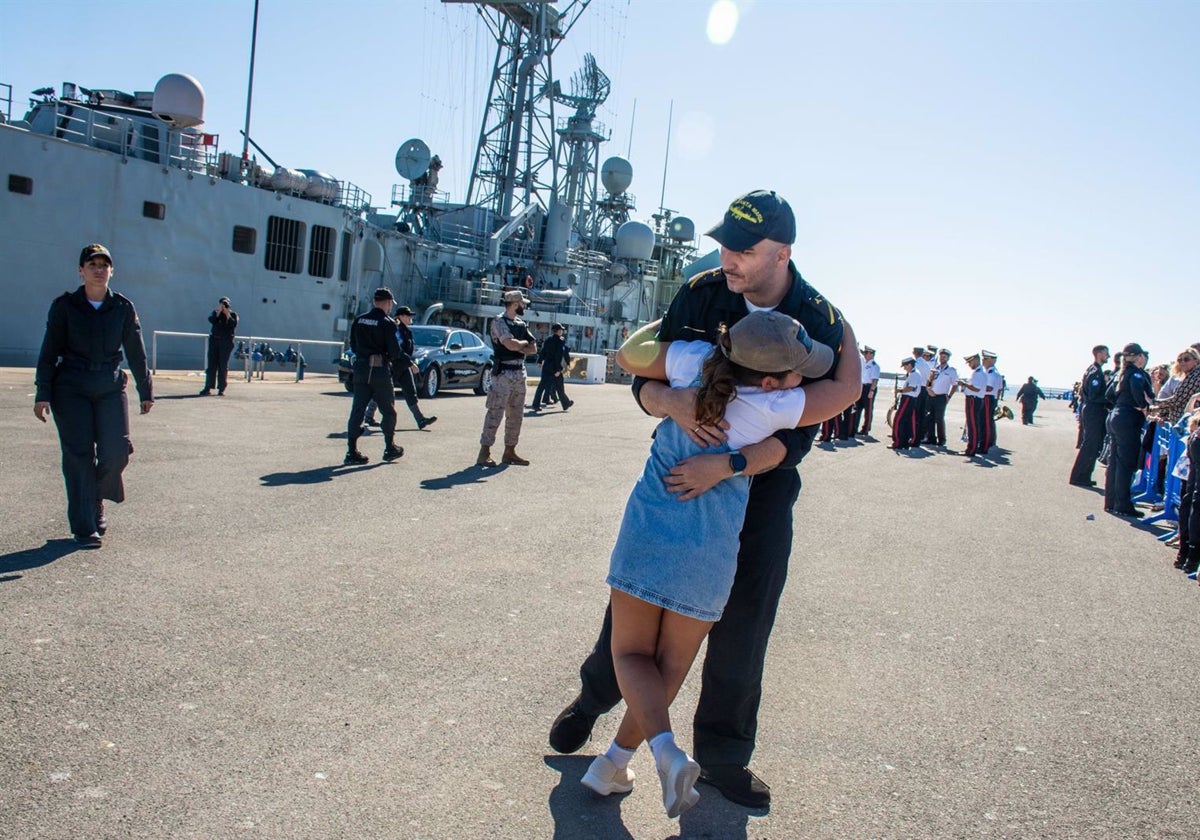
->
<box><xmin>2</xmin><ymin>369</ymin><xmax>1199</xmax><ymax>839</ymax></box>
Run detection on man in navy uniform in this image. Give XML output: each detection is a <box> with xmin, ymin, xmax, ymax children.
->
<box><xmin>531</xmin><ymin>323</ymin><xmax>573</xmax><ymax>412</ymax></box>
<box><xmin>924</xmin><ymin>348</ymin><xmax>958</xmax><ymax>446</ymax></box>
<box><xmin>1069</xmin><ymin>344</ymin><xmax>1111</xmax><ymax>486</ymax></box>
<box><xmin>854</xmin><ymin>346</ymin><xmax>880</xmax><ymax>436</ymax></box>
<box><xmin>393</xmin><ymin>305</ymin><xmax>437</xmax><ymax>430</ymax></box>
<box><xmin>200</xmin><ymin>296</ymin><xmax>237</xmax><ymax>396</ymax></box>
<box><xmin>344</xmin><ymin>288</ymin><xmax>404</xmax><ymax>465</ymax></box>
<box><xmin>548</xmin><ymin>190</ymin><xmax>859</xmax><ymax>807</ymax></box>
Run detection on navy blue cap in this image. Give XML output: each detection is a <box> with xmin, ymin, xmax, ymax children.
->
<box><xmin>373</xmin><ymin>287</ymin><xmax>395</xmax><ymax>302</ymax></box>
<box><xmin>705</xmin><ymin>190</ymin><xmax>796</xmax><ymax>251</ymax></box>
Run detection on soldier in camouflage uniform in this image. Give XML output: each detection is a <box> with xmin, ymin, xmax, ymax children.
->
<box><xmin>477</xmin><ymin>289</ymin><xmax>538</xmax><ymax>466</ymax></box>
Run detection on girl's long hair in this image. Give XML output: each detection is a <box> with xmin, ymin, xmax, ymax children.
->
<box><xmin>694</xmin><ymin>325</ymin><xmax>791</xmax><ymax>427</ymax></box>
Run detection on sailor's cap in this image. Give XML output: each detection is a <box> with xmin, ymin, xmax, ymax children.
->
<box><xmin>901</xmin><ymin>356</ymin><xmax>916</xmax><ymax>365</ymax></box>
<box><xmin>981</xmin><ymin>349</ymin><xmax>998</xmax><ymax>359</ymax></box>
<box><xmin>861</xmin><ymin>346</ymin><xmax>876</xmax><ymax>353</ymax></box>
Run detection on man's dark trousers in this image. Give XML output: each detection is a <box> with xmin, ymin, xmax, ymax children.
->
<box><xmin>533</xmin><ymin>370</ymin><xmax>568</xmax><ymax>408</ymax></box>
<box><xmin>574</xmin><ymin>467</ymin><xmax>800</xmax><ymax>766</ymax></box>
<box><xmin>205</xmin><ymin>338</ymin><xmax>234</xmax><ymax>392</ymax></box>
<box><xmin>915</xmin><ymin>390</ymin><xmax>930</xmax><ymax>443</ymax></box>
<box><xmin>926</xmin><ymin>394</ymin><xmax>949</xmax><ymax>445</ymax></box>
<box><xmin>394</xmin><ymin>364</ymin><xmax>426</xmax><ymax>423</ymax></box>
<box><xmin>852</xmin><ymin>384</ymin><xmax>874</xmax><ymax>434</ymax></box>
<box><xmin>347</xmin><ymin>364</ymin><xmax>397</xmax><ymax>445</ymax></box>
<box><xmin>1070</xmin><ymin>407</ymin><xmax>1107</xmax><ymax>484</ymax></box>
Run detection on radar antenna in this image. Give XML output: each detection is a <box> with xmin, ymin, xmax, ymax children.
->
<box><xmin>448</xmin><ymin>0</ymin><xmax>593</xmax><ymax>220</ymax></box>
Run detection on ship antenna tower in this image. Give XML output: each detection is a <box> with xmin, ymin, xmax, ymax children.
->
<box><xmin>448</xmin><ymin>0</ymin><xmax>593</xmax><ymax>220</ymax></box>
<box><xmin>548</xmin><ymin>53</ymin><xmax>611</xmax><ymax>247</ymax></box>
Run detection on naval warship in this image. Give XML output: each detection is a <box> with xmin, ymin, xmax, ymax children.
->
<box><xmin>0</xmin><ymin>0</ymin><xmax>701</xmax><ymax>374</ymax></box>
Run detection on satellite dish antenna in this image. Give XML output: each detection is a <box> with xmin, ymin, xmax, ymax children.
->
<box><xmin>394</xmin><ymin>138</ymin><xmax>432</xmax><ymax>180</ymax></box>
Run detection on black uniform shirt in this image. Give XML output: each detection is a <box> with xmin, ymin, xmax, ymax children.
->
<box><xmin>208</xmin><ymin>309</ymin><xmax>238</xmax><ymax>341</ymax></box>
<box><xmin>1079</xmin><ymin>362</ymin><xmax>1107</xmax><ymax>412</ymax></box>
<box><xmin>1111</xmin><ymin>367</ymin><xmax>1154</xmax><ymax>410</ymax></box>
<box><xmin>639</xmin><ymin>261</ymin><xmax>846</xmax><ymax>472</ymax></box>
<box><xmin>349</xmin><ymin>306</ymin><xmax>403</xmax><ymax>369</ymax></box>
<box><xmin>35</xmin><ymin>286</ymin><xmax>153</xmax><ymax>403</ymax></box>
<box><xmin>394</xmin><ymin>320</ymin><xmax>417</xmax><ymax>369</ymax></box>
<box><xmin>539</xmin><ymin>335</ymin><xmax>571</xmax><ymax>373</ymax></box>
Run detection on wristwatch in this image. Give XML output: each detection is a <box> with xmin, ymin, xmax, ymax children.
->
<box><xmin>729</xmin><ymin>450</ymin><xmax>747</xmax><ymax>476</ymax></box>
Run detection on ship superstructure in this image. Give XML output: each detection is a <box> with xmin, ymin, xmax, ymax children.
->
<box><xmin>0</xmin><ymin>0</ymin><xmax>699</xmax><ymax>371</ymax></box>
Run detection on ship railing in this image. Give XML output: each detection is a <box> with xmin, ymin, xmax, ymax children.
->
<box><xmin>151</xmin><ymin>330</ymin><xmax>342</xmax><ymax>383</ymax></box>
<box><xmin>0</xmin><ymin>83</ymin><xmax>11</xmax><ymax>122</ymax></box>
<box><xmin>338</xmin><ymin>181</ymin><xmax>372</xmax><ymax>213</ymax></box>
<box><xmin>45</xmin><ymin>102</ymin><xmax>217</xmax><ymax>175</ymax></box>
<box><xmin>390</xmin><ymin>183</ymin><xmax>450</xmax><ymax>208</ymax></box>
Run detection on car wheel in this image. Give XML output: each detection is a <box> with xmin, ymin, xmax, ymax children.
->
<box><xmin>422</xmin><ymin>365</ymin><xmax>441</xmax><ymax>398</ymax></box>
<box><xmin>343</xmin><ymin>375</ymin><xmax>354</xmax><ymax>392</ymax></box>
<box><xmin>474</xmin><ymin>365</ymin><xmax>493</xmax><ymax>395</ymax></box>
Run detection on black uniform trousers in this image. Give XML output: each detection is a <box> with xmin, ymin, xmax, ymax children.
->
<box><xmin>347</xmin><ymin>363</ymin><xmax>397</xmax><ymax>448</ymax></box>
<box><xmin>891</xmin><ymin>396</ymin><xmax>918</xmax><ymax>448</ymax></box>
<box><xmin>836</xmin><ymin>402</ymin><xmax>855</xmax><ymax>440</ymax></box>
<box><xmin>988</xmin><ymin>396</ymin><xmax>998</xmax><ymax>448</ymax></box>
<box><xmin>204</xmin><ymin>337</ymin><xmax>234</xmax><ymax>392</ymax></box>
<box><xmin>1070</xmin><ymin>407</ymin><xmax>1107</xmax><ymax>484</ymax></box>
<box><xmin>393</xmin><ymin>365</ymin><xmax>426</xmax><ymax>424</ymax></box>
<box><xmin>1180</xmin><ymin>434</ymin><xmax>1200</xmax><ymax>572</ymax></box>
<box><xmin>1104</xmin><ymin>407</ymin><xmax>1143</xmax><ymax>513</ymax></box>
<box><xmin>926</xmin><ymin>394</ymin><xmax>949</xmax><ymax>445</ymax></box>
<box><xmin>51</xmin><ymin>366</ymin><xmax>132</xmax><ymax>537</ymax></box>
<box><xmin>914</xmin><ymin>390</ymin><xmax>930</xmax><ymax>443</ymax></box>
<box><xmin>964</xmin><ymin>396</ymin><xmax>984</xmax><ymax>455</ymax></box>
<box><xmin>1176</xmin><ymin>476</ymin><xmax>1194</xmax><ymax>571</ymax></box>
<box><xmin>853</xmin><ymin>384</ymin><xmax>875</xmax><ymax>434</ymax></box>
<box><xmin>574</xmin><ymin>468</ymin><xmax>801</xmax><ymax>767</ymax></box>
<box><xmin>532</xmin><ymin>368</ymin><xmax>568</xmax><ymax>408</ymax></box>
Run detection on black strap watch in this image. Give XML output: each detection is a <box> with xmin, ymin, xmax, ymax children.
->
<box><xmin>729</xmin><ymin>450</ymin><xmax>747</xmax><ymax>476</ymax></box>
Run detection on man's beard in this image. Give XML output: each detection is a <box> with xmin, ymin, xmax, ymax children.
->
<box><xmin>515</xmin><ymin>305</ymin><xmax>526</xmax><ymax>316</ymax></box>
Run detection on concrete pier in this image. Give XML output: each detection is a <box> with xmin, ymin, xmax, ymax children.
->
<box><xmin>2</xmin><ymin>369</ymin><xmax>1198</xmax><ymax>838</ymax></box>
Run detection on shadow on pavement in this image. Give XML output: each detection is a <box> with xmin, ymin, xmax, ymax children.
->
<box><xmin>260</xmin><ymin>463</ymin><xmax>382</xmax><ymax>486</ymax></box>
<box><xmin>543</xmin><ymin>755</ymin><xmax>636</xmax><ymax>840</ymax></box>
<box><xmin>0</xmin><ymin>539</ymin><xmax>80</xmax><ymax>582</ymax></box>
<box><xmin>420</xmin><ymin>464</ymin><xmax>504</xmax><ymax>490</ymax></box>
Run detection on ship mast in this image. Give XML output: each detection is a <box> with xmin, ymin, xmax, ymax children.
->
<box><xmin>447</xmin><ymin>0</ymin><xmax>592</xmax><ymax>220</ymax></box>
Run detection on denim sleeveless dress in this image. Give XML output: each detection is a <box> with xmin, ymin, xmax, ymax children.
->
<box><xmin>606</xmin><ymin>415</ymin><xmax>750</xmax><ymax>622</ymax></box>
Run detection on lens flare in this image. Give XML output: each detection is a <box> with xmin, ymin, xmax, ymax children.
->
<box><xmin>706</xmin><ymin>0</ymin><xmax>739</xmax><ymax>45</ymax></box>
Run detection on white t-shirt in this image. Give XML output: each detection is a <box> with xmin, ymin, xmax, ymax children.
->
<box><xmin>666</xmin><ymin>341</ymin><xmax>806</xmax><ymax>450</ymax></box>
<box><xmin>913</xmin><ymin>357</ymin><xmax>933</xmax><ymax>380</ymax></box>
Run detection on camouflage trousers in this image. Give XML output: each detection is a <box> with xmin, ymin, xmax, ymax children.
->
<box><xmin>479</xmin><ymin>370</ymin><xmax>526</xmax><ymax>447</ymax></box>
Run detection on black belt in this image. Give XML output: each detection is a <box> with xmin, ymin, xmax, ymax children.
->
<box><xmin>498</xmin><ymin>362</ymin><xmax>525</xmax><ymax>370</ymax></box>
<box><xmin>60</xmin><ymin>358</ymin><xmax>120</xmax><ymax>372</ymax></box>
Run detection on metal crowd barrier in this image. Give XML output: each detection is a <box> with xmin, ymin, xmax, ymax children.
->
<box><xmin>151</xmin><ymin>330</ymin><xmax>342</xmax><ymax>383</ymax></box>
<box><xmin>1130</xmin><ymin>421</ymin><xmax>1186</xmax><ymax>535</ymax></box>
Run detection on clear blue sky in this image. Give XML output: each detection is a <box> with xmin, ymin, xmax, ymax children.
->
<box><xmin>4</xmin><ymin>0</ymin><xmax>1196</xmax><ymax>388</ymax></box>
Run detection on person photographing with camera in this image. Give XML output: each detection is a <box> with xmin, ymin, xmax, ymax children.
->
<box><xmin>200</xmin><ymin>296</ymin><xmax>238</xmax><ymax>396</ymax></box>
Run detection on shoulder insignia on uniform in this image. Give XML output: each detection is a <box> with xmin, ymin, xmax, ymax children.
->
<box><xmin>686</xmin><ymin>267</ymin><xmax>724</xmax><ymax>289</ymax></box>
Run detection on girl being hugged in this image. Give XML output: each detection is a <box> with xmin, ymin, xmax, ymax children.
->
<box><xmin>583</xmin><ymin>309</ymin><xmax>859</xmax><ymax>818</ymax></box>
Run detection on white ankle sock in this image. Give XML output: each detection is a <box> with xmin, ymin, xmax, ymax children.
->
<box><xmin>648</xmin><ymin>731</ymin><xmax>676</xmax><ymax>769</ymax></box>
<box><xmin>604</xmin><ymin>740</ymin><xmax>637</xmax><ymax>770</ymax></box>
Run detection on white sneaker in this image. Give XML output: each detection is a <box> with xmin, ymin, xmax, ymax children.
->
<box><xmin>581</xmin><ymin>755</ymin><xmax>635</xmax><ymax>795</ymax></box>
<box><xmin>657</xmin><ymin>743</ymin><xmax>702</xmax><ymax>818</ymax></box>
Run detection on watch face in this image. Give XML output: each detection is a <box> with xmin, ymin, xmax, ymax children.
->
<box><xmin>730</xmin><ymin>452</ymin><xmax>748</xmax><ymax>473</ymax></box>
